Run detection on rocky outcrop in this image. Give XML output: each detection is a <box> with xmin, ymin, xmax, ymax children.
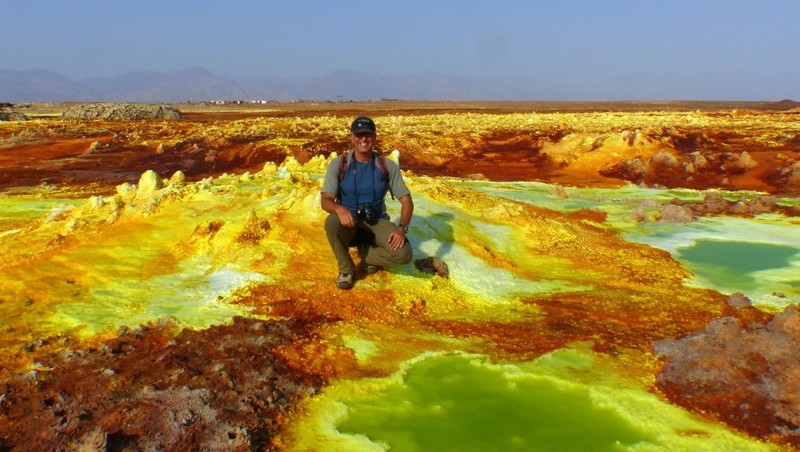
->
<box><xmin>654</xmin><ymin>304</ymin><xmax>800</xmax><ymax>446</ymax></box>
<box><xmin>414</xmin><ymin>257</ymin><xmax>450</xmax><ymax>278</ymax></box>
<box><xmin>656</xmin><ymin>191</ymin><xmax>796</xmax><ymax>221</ymax></box>
<box><xmin>657</xmin><ymin>204</ymin><xmax>695</xmax><ymax>223</ymax></box>
<box><xmin>237</xmin><ymin>209</ymin><xmax>271</xmax><ymax>245</ymax></box>
<box><xmin>768</xmin><ymin>161</ymin><xmax>800</xmax><ymax>191</ymax></box>
<box><xmin>720</xmin><ymin>151</ymin><xmax>759</xmax><ymax>173</ymax></box>
<box><xmin>604</xmin><ymin>150</ymin><xmax>759</xmax><ymax>184</ymax></box>
<box><xmin>3</xmin><ymin>108</ymin><xmax>799</xmax><ymax>195</ymax></box>
<box><xmin>61</xmin><ymin>103</ymin><xmax>184</xmax><ymax>120</ymax></box>
<box><xmin>0</xmin><ymin>317</ymin><xmax>325</xmax><ymax>450</ymax></box>
<box><xmin>0</xmin><ymin>103</ymin><xmax>27</xmax><ymax>121</ymax></box>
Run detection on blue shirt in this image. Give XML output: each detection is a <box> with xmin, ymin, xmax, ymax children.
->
<box><xmin>322</xmin><ymin>151</ymin><xmax>411</xmax><ymax>220</ymax></box>
<box><xmin>338</xmin><ymin>156</ymin><xmax>389</xmax><ymax>219</ymax></box>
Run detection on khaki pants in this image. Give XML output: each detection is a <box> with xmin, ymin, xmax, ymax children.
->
<box><xmin>324</xmin><ymin>213</ymin><xmax>413</xmax><ymax>274</ymax></box>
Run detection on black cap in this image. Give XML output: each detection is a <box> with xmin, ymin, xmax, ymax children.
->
<box><xmin>350</xmin><ymin>116</ymin><xmax>376</xmax><ymax>135</ymax></box>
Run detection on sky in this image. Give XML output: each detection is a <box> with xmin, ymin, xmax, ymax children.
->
<box><xmin>2</xmin><ymin>0</ymin><xmax>799</xmax><ymax>100</ymax></box>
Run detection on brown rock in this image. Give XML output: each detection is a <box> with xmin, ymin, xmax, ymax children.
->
<box><xmin>655</xmin><ymin>305</ymin><xmax>800</xmax><ymax>445</ymax></box>
<box><xmin>61</xmin><ymin>103</ymin><xmax>184</xmax><ymax>120</ymax></box>
<box><xmin>650</xmin><ymin>150</ymin><xmax>679</xmax><ymax>169</ymax></box>
<box><xmin>658</xmin><ymin>204</ymin><xmax>694</xmax><ymax>223</ymax></box>
<box><xmin>727</xmin><ymin>292</ymin><xmax>752</xmax><ymax>309</ymax></box>
<box><xmin>414</xmin><ymin>257</ymin><xmax>450</xmax><ymax>278</ymax></box>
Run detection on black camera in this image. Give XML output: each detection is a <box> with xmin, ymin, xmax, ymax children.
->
<box><xmin>356</xmin><ymin>204</ymin><xmax>378</xmax><ymax>225</ymax></box>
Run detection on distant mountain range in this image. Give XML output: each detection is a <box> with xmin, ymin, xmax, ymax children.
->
<box><xmin>2</xmin><ymin>67</ymin><xmax>797</xmax><ymax>103</ymax></box>
<box><xmin>0</xmin><ymin>67</ymin><xmax>558</xmax><ymax>103</ymax></box>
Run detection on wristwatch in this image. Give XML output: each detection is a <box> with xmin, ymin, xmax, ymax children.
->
<box><xmin>398</xmin><ymin>223</ymin><xmax>409</xmax><ymax>233</ymax></box>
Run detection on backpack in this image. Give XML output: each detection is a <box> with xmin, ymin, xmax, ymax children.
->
<box><xmin>338</xmin><ymin>151</ymin><xmax>395</xmax><ymax>200</ymax></box>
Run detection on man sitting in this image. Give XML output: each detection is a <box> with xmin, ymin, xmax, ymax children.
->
<box><xmin>320</xmin><ymin>116</ymin><xmax>414</xmax><ymax>289</ymax></box>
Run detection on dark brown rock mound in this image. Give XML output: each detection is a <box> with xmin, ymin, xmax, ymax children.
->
<box><xmin>0</xmin><ymin>103</ymin><xmax>27</xmax><ymax>121</ymax></box>
<box><xmin>61</xmin><ymin>103</ymin><xmax>184</xmax><ymax>120</ymax></box>
<box><xmin>654</xmin><ymin>304</ymin><xmax>800</xmax><ymax>446</ymax></box>
<box><xmin>414</xmin><ymin>257</ymin><xmax>450</xmax><ymax>278</ymax></box>
<box><xmin>768</xmin><ymin>161</ymin><xmax>800</xmax><ymax>192</ymax></box>
<box><xmin>0</xmin><ymin>316</ymin><xmax>326</xmax><ymax>451</ymax></box>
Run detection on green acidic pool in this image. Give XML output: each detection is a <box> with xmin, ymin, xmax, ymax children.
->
<box><xmin>677</xmin><ymin>239</ymin><xmax>799</xmax><ymax>291</ymax></box>
<box><xmin>337</xmin><ymin>354</ymin><xmax>651</xmax><ymax>451</ymax></box>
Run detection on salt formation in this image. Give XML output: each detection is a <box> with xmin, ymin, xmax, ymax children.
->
<box><xmin>261</xmin><ymin>161</ymin><xmax>278</xmax><ymax>176</ymax></box>
<box><xmin>81</xmin><ymin>140</ymin><xmax>101</xmax><ymax>156</ymax></box>
<box><xmin>280</xmin><ymin>156</ymin><xmax>303</xmax><ymax>172</ymax></box>
<box><xmin>389</xmin><ymin>149</ymin><xmax>400</xmax><ymax>165</ymax></box>
<box><xmin>302</xmin><ymin>154</ymin><xmax>331</xmax><ymax>172</ymax></box>
<box><xmin>44</xmin><ymin>204</ymin><xmax>75</xmax><ymax>223</ymax></box>
<box><xmin>135</xmin><ymin>170</ymin><xmax>164</xmax><ymax>200</ymax></box>
<box><xmin>116</xmin><ymin>182</ymin><xmax>137</xmax><ymax>204</ymax></box>
<box><xmin>26</xmin><ymin>168</ymin><xmax>240</xmax><ymax>247</ymax></box>
<box><xmin>134</xmin><ymin>170</ymin><xmax>165</xmax><ymax>215</ymax></box>
<box><xmin>169</xmin><ymin>170</ymin><xmax>186</xmax><ymax>187</ymax></box>
<box><xmin>237</xmin><ymin>209</ymin><xmax>271</xmax><ymax>245</ymax></box>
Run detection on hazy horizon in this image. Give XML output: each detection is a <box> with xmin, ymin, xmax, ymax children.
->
<box><xmin>3</xmin><ymin>0</ymin><xmax>800</xmax><ymax>101</ymax></box>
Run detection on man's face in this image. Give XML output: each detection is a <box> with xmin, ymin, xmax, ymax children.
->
<box><xmin>351</xmin><ymin>132</ymin><xmax>375</xmax><ymax>153</ymax></box>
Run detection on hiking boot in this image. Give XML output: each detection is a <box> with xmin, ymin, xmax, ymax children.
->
<box><xmin>361</xmin><ymin>261</ymin><xmax>380</xmax><ymax>275</ymax></box>
<box><xmin>336</xmin><ymin>273</ymin><xmax>353</xmax><ymax>290</ymax></box>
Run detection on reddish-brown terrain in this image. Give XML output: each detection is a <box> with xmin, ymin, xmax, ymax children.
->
<box><xmin>2</xmin><ymin>100</ymin><xmax>799</xmax><ymax>196</ymax></box>
<box><xmin>1</xmin><ymin>101</ymin><xmax>799</xmax><ymax>450</ymax></box>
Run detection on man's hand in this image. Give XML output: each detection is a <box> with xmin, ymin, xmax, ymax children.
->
<box><xmin>322</xmin><ymin>193</ymin><xmax>356</xmax><ymax>228</ymax></box>
<box><xmin>336</xmin><ymin>205</ymin><xmax>356</xmax><ymax>228</ymax></box>
<box><xmin>388</xmin><ymin>227</ymin><xmax>406</xmax><ymax>250</ymax></box>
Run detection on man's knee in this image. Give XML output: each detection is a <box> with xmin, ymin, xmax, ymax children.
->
<box><xmin>324</xmin><ymin>213</ymin><xmax>341</xmax><ymax>233</ymax></box>
<box><xmin>395</xmin><ymin>242</ymin><xmax>413</xmax><ymax>264</ymax></box>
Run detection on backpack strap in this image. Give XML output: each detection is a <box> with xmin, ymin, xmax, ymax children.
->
<box><xmin>375</xmin><ymin>154</ymin><xmax>394</xmax><ymax>200</ymax></box>
<box><xmin>336</xmin><ymin>152</ymin><xmax>350</xmax><ymax>202</ymax></box>
<box><xmin>338</xmin><ymin>151</ymin><xmax>350</xmax><ymax>182</ymax></box>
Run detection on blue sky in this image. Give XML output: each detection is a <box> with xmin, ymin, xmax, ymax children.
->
<box><xmin>3</xmin><ymin>0</ymin><xmax>799</xmax><ymax>100</ymax></box>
